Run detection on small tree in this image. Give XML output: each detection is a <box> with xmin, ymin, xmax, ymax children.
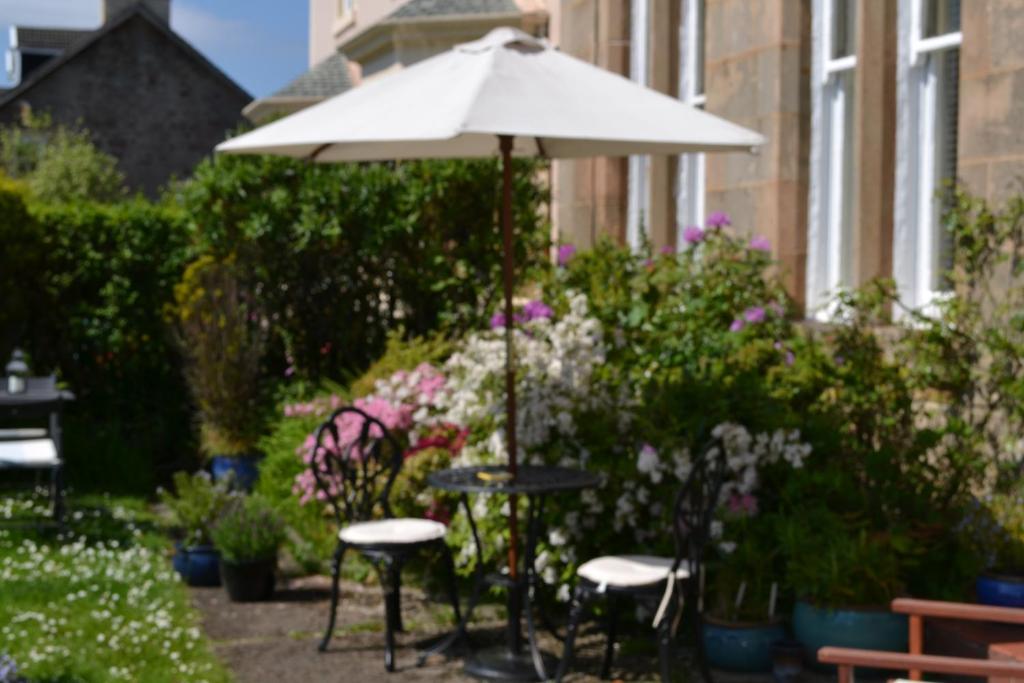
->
<box><xmin>171</xmin><ymin>255</ymin><xmax>268</xmax><ymax>456</ymax></box>
<box><xmin>898</xmin><ymin>185</ymin><xmax>1024</xmax><ymax>495</ymax></box>
<box><xmin>0</xmin><ymin>110</ymin><xmax>126</xmax><ymax>203</ymax></box>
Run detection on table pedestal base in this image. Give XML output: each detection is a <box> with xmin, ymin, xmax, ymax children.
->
<box><xmin>464</xmin><ymin>647</ymin><xmax>558</xmax><ymax>682</ymax></box>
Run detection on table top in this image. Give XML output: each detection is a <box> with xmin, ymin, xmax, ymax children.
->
<box><xmin>427</xmin><ymin>464</ymin><xmax>600</xmax><ymax>495</ymax></box>
<box><xmin>0</xmin><ymin>377</ymin><xmax>74</xmax><ymax>407</ymax></box>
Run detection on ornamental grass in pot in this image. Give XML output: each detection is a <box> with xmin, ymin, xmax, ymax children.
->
<box><xmin>703</xmin><ymin>512</ymin><xmax>787</xmax><ymax>673</ymax></box>
<box><xmin>159</xmin><ymin>470</ymin><xmax>237</xmax><ymax>587</ymax></box>
<box><xmin>964</xmin><ymin>489</ymin><xmax>1024</xmax><ymax>607</ymax></box>
<box><xmin>210</xmin><ymin>495</ymin><xmax>285</xmax><ymax>602</ymax></box>
<box><xmin>171</xmin><ymin>255</ymin><xmax>269</xmax><ymax>490</ymax></box>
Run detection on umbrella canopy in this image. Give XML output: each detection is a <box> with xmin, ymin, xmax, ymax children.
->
<box><xmin>217</xmin><ymin>27</ymin><xmax>764</xmax><ymax>161</ymax></box>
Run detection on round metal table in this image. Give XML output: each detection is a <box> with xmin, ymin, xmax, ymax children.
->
<box><xmin>425</xmin><ymin>464</ymin><xmax>600</xmax><ymax>682</ymax></box>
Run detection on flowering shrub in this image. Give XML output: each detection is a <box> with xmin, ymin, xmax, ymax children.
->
<box><xmin>292</xmin><ymin>363</ymin><xmax>450</xmax><ymax>506</ymax></box>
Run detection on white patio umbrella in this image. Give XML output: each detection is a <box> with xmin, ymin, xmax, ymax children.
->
<box><xmin>216</xmin><ymin>25</ymin><xmax>762</xmax><ymax>618</ymax></box>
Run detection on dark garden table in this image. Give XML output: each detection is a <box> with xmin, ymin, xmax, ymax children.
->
<box><xmin>0</xmin><ymin>376</ymin><xmax>74</xmax><ymax>524</ymax></box>
<box><xmin>425</xmin><ymin>464</ymin><xmax>600</xmax><ymax>682</ymax></box>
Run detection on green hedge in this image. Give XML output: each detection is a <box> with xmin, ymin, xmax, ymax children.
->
<box><xmin>0</xmin><ymin>153</ymin><xmax>550</xmax><ymax>493</ymax></box>
<box><xmin>179</xmin><ymin>154</ymin><xmax>549</xmax><ymax>382</ymax></box>
<box><xmin>0</xmin><ymin>184</ymin><xmax>193</xmax><ymax>492</ymax></box>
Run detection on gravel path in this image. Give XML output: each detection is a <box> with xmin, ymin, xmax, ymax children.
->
<box><xmin>191</xmin><ymin>574</ymin><xmax>815</xmax><ymax>683</ymax></box>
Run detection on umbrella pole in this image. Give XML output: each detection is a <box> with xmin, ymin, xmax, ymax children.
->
<box><xmin>499</xmin><ymin>134</ymin><xmax>523</xmax><ymax>652</ymax></box>
<box><xmin>499</xmin><ymin>135</ymin><xmax>519</xmax><ymax>564</ymax></box>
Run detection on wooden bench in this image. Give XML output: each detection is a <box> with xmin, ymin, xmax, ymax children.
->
<box><xmin>818</xmin><ymin>598</ymin><xmax>1024</xmax><ymax>683</ymax></box>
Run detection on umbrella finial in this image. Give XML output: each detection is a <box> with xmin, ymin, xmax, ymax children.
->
<box><xmin>458</xmin><ymin>27</ymin><xmax>547</xmax><ymax>54</ymax></box>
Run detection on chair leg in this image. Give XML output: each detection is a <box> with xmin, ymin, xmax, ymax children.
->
<box><xmin>600</xmin><ymin>594</ymin><xmax>618</xmax><ymax>679</ymax></box>
<box><xmin>555</xmin><ymin>584</ymin><xmax>590</xmax><ymax>683</ymax></box>
<box><xmin>50</xmin><ymin>465</ymin><xmax>64</xmax><ymax>527</ymax></box>
<box><xmin>657</xmin><ymin>603</ymin><xmax>675</xmax><ymax>683</ymax></box>
<box><xmin>386</xmin><ymin>557</ymin><xmax>405</xmax><ymax>633</ymax></box>
<box><xmin>319</xmin><ymin>541</ymin><xmax>347</xmax><ymax>652</ymax></box>
<box><xmin>382</xmin><ymin>557</ymin><xmax>401</xmax><ymax>672</ymax></box>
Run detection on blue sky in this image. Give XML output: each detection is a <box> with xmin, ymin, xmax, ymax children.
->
<box><xmin>0</xmin><ymin>0</ymin><xmax>309</xmax><ymax>98</ymax></box>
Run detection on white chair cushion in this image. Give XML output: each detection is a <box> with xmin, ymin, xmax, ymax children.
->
<box><xmin>0</xmin><ymin>438</ymin><xmax>59</xmax><ymax>467</ymax></box>
<box><xmin>339</xmin><ymin>518</ymin><xmax>447</xmax><ymax>546</ymax></box>
<box><xmin>0</xmin><ymin>428</ymin><xmax>47</xmax><ymax>440</ymax></box>
<box><xmin>577</xmin><ymin>554</ymin><xmax>690</xmax><ymax>588</ymax></box>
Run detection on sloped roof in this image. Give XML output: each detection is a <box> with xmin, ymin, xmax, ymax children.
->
<box><xmin>14</xmin><ymin>27</ymin><xmax>93</xmax><ymax>52</ymax></box>
<box><xmin>0</xmin><ymin>4</ymin><xmax>250</xmax><ymax>109</ymax></box>
<box><xmin>272</xmin><ymin>52</ymin><xmax>352</xmax><ymax>99</ymax></box>
<box><xmin>388</xmin><ymin>0</ymin><xmax>521</xmax><ymax>20</ymax></box>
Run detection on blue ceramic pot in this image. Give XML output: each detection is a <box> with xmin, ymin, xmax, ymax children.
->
<box><xmin>792</xmin><ymin>601</ymin><xmax>907</xmax><ymax>667</ymax></box>
<box><xmin>210</xmin><ymin>454</ymin><xmax>262</xmax><ymax>491</ymax></box>
<box><xmin>172</xmin><ymin>544</ymin><xmax>222</xmax><ymax>587</ymax></box>
<box><xmin>702</xmin><ymin>617</ymin><xmax>787</xmax><ymax>672</ymax></box>
<box><xmin>976</xmin><ymin>571</ymin><xmax>1024</xmax><ymax>607</ymax></box>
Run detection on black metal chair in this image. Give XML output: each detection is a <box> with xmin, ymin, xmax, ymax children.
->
<box><xmin>555</xmin><ymin>442</ymin><xmax>726</xmax><ymax>683</ymax></box>
<box><xmin>311</xmin><ymin>406</ymin><xmax>462</xmax><ymax>672</ymax></box>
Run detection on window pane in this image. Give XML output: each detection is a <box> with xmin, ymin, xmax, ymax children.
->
<box><xmin>930</xmin><ymin>47</ymin><xmax>959</xmax><ymax>291</ymax></box>
<box><xmin>832</xmin><ymin>0</ymin><xmax>857</xmax><ymax>59</ymax></box>
<box><xmin>695</xmin><ymin>0</ymin><xmax>706</xmax><ymax>96</ymax></box>
<box><xmin>923</xmin><ymin>0</ymin><xmax>961</xmax><ymax>37</ymax></box>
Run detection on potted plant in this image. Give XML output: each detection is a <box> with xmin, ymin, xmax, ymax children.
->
<box><xmin>210</xmin><ymin>495</ymin><xmax>285</xmax><ymax>602</ymax></box>
<box><xmin>968</xmin><ymin>490</ymin><xmax>1024</xmax><ymax>607</ymax></box>
<box><xmin>159</xmin><ymin>470</ymin><xmax>236</xmax><ymax>586</ymax></box>
<box><xmin>703</xmin><ymin>511</ymin><xmax>787</xmax><ymax>673</ymax></box>
<box><xmin>776</xmin><ymin>506</ymin><xmax>910</xmax><ymax>663</ymax></box>
<box><xmin>172</xmin><ymin>255</ymin><xmax>269</xmax><ymax>490</ymax></box>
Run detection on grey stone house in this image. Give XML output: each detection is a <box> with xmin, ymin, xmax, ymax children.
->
<box><xmin>0</xmin><ymin>0</ymin><xmax>251</xmax><ymax>196</ymax></box>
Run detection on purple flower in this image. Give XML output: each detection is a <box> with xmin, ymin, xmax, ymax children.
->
<box><xmin>706</xmin><ymin>211</ymin><xmax>731</xmax><ymax>229</ymax></box>
<box><xmin>682</xmin><ymin>225</ymin><xmax>704</xmax><ymax>245</ymax></box>
<box><xmin>743</xmin><ymin>306</ymin><xmax>766</xmax><ymax>324</ymax></box>
<box><xmin>729</xmin><ymin>319</ymin><xmax>745</xmax><ymax>333</ymax></box>
<box><xmin>750</xmin><ymin>235</ymin><xmax>772</xmax><ymax>252</ymax></box>
<box><xmin>557</xmin><ymin>244</ymin><xmax>577</xmax><ymax>267</ymax></box>
<box><xmin>521</xmin><ymin>299</ymin><xmax>554</xmax><ymax>321</ymax></box>
<box><xmin>490</xmin><ymin>312</ymin><xmax>507</xmax><ymax>329</ymax></box>
<box><xmin>785</xmin><ymin>351</ymin><xmax>796</xmax><ymax>366</ymax></box>
<box><xmin>660</xmin><ymin>244</ymin><xmax>677</xmax><ymax>255</ymax></box>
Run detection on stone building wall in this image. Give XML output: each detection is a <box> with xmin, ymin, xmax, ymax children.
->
<box><xmin>704</xmin><ymin>0</ymin><xmax>811</xmax><ymax>306</ymax></box>
<box><xmin>0</xmin><ymin>13</ymin><xmax>250</xmax><ymax>197</ymax></box>
<box><xmin>958</xmin><ymin>0</ymin><xmax>1024</xmax><ymax>207</ymax></box>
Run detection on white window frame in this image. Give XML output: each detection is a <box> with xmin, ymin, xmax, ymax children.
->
<box><xmin>894</xmin><ymin>0</ymin><xmax>962</xmax><ymax>315</ymax></box>
<box><xmin>676</xmin><ymin>0</ymin><xmax>706</xmax><ymax>248</ymax></box>
<box><xmin>626</xmin><ymin>0</ymin><xmax>651</xmax><ymax>250</ymax></box>
<box><xmin>806</xmin><ymin>0</ymin><xmax>857</xmax><ymax>319</ymax></box>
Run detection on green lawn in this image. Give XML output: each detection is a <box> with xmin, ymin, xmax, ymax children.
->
<box><xmin>0</xmin><ymin>493</ymin><xmax>229</xmax><ymax>682</ymax></box>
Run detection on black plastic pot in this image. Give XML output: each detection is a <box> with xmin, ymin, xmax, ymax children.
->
<box><xmin>220</xmin><ymin>558</ymin><xmax>276</xmax><ymax>602</ymax></box>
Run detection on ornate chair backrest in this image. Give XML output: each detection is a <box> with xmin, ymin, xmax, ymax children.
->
<box><xmin>309</xmin><ymin>406</ymin><xmax>404</xmax><ymax>528</ymax></box>
<box><xmin>669</xmin><ymin>439</ymin><xmax>728</xmax><ymax>585</ymax></box>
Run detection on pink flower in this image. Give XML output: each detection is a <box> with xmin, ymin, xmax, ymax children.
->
<box><xmin>729</xmin><ymin>319</ymin><xmax>745</xmax><ymax>333</ymax></box>
<box><xmin>727</xmin><ymin>493</ymin><xmax>759</xmax><ymax>516</ymax></box>
<box><xmin>557</xmin><ymin>244</ymin><xmax>577</xmax><ymax>267</ymax></box>
<box><xmin>706</xmin><ymin>211</ymin><xmax>731</xmax><ymax>229</ymax></box>
<box><xmin>660</xmin><ymin>244</ymin><xmax>677</xmax><ymax>255</ymax></box>
<box><xmin>750</xmin><ymin>235</ymin><xmax>771</xmax><ymax>252</ymax></box>
<box><xmin>743</xmin><ymin>306</ymin><xmax>766</xmax><ymax>324</ymax></box>
<box><xmin>521</xmin><ymin>299</ymin><xmax>553</xmax><ymax>322</ymax></box>
<box><xmin>682</xmin><ymin>225</ymin><xmax>704</xmax><ymax>245</ymax></box>
<box><xmin>490</xmin><ymin>312</ymin><xmax>507</xmax><ymax>329</ymax></box>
